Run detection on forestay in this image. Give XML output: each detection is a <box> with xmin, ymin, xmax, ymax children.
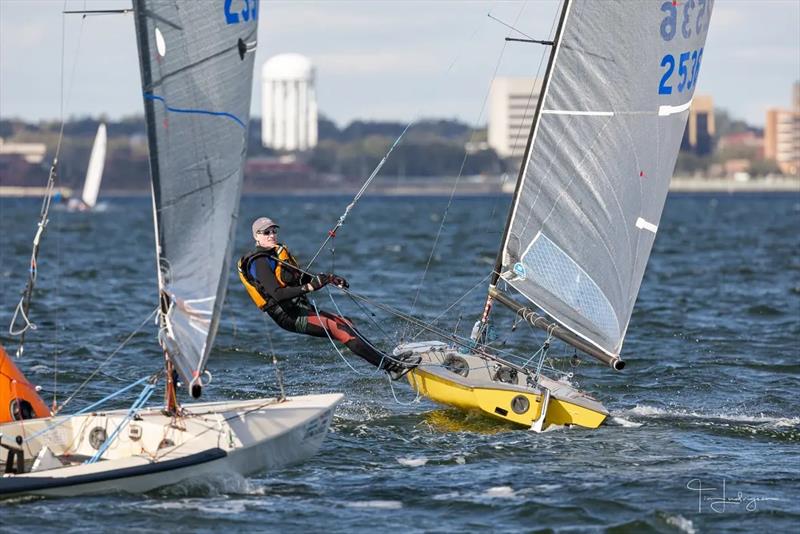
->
<box><xmin>501</xmin><ymin>0</ymin><xmax>713</xmax><ymax>357</ymax></box>
<box><xmin>133</xmin><ymin>1</ymin><xmax>258</xmax><ymax>388</ymax></box>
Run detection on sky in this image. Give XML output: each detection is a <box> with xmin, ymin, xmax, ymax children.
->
<box><xmin>1</xmin><ymin>0</ymin><xmax>798</xmax><ymax>128</ymax></box>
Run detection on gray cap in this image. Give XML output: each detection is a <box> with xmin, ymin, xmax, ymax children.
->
<box><xmin>252</xmin><ymin>217</ymin><xmax>279</xmax><ymax>239</ymax></box>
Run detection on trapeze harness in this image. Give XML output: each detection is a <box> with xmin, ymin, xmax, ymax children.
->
<box><xmin>237</xmin><ymin>246</ymin><xmax>385</xmax><ymax>368</ymax></box>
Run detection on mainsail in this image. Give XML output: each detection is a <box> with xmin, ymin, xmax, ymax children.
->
<box><xmin>81</xmin><ymin>123</ymin><xmax>106</xmax><ymax>209</ymax></box>
<box><xmin>133</xmin><ymin>1</ymin><xmax>258</xmax><ymax>391</ymax></box>
<box><xmin>498</xmin><ymin>0</ymin><xmax>714</xmax><ymax>358</ymax></box>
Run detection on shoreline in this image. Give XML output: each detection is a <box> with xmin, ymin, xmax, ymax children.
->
<box><xmin>2</xmin><ymin>177</ymin><xmax>798</xmax><ymax>198</ymax></box>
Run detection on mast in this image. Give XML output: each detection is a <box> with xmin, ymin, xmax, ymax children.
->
<box><xmin>475</xmin><ymin>0</ymin><xmax>574</xmax><ymax>341</ymax></box>
<box><xmin>132</xmin><ymin>2</ymin><xmax>178</xmax><ymax>412</ymax></box>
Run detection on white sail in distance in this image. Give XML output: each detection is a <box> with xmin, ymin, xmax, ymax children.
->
<box><xmin>80</xmin><ymin>123</ymin><xmax>106</xmax><ymax>208</ymax></box>
<box><xmin>500</xmin><ymin>0</ymin><xmax>714</xmax><ymax>358</ymax></box>
<box><xmin>133</xmin><ymin>1</ymin><xmax>258</xmax><ymax>392</ymax></box>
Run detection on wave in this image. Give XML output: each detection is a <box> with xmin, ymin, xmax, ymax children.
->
<box><xmin>664</xmin><ymin>514</ymin><xmax>696</xmax><ymax>534</ymax></box>
<box><xmin>346</xmin><ymin>500</ymin><xmax>403</xmax><ymax>509</ymax></box>
<box><xmin>397</xmin><ymin>456</ymin><xmax>428</xmax><ymax>467</ymax></box>
<box><xmin>626</xmin><ymin>404</ymin><xmax>799</xmax><ymax>428</ymax></box>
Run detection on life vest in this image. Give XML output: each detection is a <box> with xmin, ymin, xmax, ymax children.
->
<box><xmin>0</xmin><ymin>344</ymin><xmax>51</xmax><ymax>423</ymax></box>
<box><xmin>237</xmin><ymin>245</ymin><xmax>301</xmax><ymax>310</ymax></box>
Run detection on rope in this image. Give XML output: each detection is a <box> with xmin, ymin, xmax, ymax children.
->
<box><xmin>86</xmin><ymin>380</ymin><xmax>157</xmax><ymax>463</ymax></box>
<box><xmin>54</xmin><ymin>307</ymin><xmax>159</xmax><ymax>414</ymax></box>
<box><xmin>22</xmin><ymin>374</ymin><xmax>155</xmax><ymax>445</ymax></box>
<box><xmin>387</xmin><ymin>373</ymin><xmax>421</xmax><ymax>406</ymax></box>
<box><xmin>309</xmin><ymin>298</ymin><xmax>374</xmax><ymax>376</ymax></box>
<box><xmin>342</xmin><ymin>288</ymin><xmax>569</xmax><ymax>378</ymax></box>
<box><xmin>306</xmin><ymin>121</ymin><xmax>415</xmax><ymax>271</ymax></box>
<box><xmin>412</xmin><ymin>272</ymin><xmax>493</xmax><ymax>340</ymax></box>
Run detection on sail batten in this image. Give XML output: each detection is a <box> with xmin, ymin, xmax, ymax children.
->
<box><xmin>133</xmin><ymin>1</ymin><xmax>258</xmax><ymax>390</ymax></box>
<box><xmin>497</xmin><ymin>0</ymin><xmax>714</xmax><ymax>358</ymax></box>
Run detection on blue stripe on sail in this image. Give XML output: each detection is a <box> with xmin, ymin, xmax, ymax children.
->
<box><xmin>144</xmin><ymin>93</ymin><xmax>246</xmax><ymax>129</ymax></box>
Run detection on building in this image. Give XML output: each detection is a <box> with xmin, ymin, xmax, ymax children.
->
<box><xmin>487</xmin><ymin>78</ymin><xmax>543</xmax><ymax>158</ymax></box>
<box><xmin>682</xmin><ymin>95</ymin><xmax>715</xmax><ymax>156</ymax></box>
<box><xmin>0</xmin><ymin>138</ymin><xmax>46</xmax><ymax>164</ymax></box>
<box><xmin>718</xmin><ymin>131</ymin><xmax>764</xmax><ymax>159</ymax></box>
<box><xmin>261</xmin><ymin>54</ymin><xmax>318</xmax><ymax>151</ymax></box>
<box><xmin>764</xmin><ymin>82</ymin><xmax>800</xmax><ymax>176</ymax></box>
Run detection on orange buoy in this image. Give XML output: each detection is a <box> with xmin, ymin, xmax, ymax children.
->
<box><xmin>0</xmin><ymin>344</ymin><xmax>50</xmax><ymax>423</ymax></box>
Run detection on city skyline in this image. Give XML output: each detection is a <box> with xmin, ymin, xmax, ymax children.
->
<box><xmin>1</xmin><ymin>0</ymin><xmax>799</xmax><ymax>128</ymax></box>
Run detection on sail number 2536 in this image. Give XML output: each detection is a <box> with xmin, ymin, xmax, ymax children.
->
<box><xmin>658</xmin><ymin>48</ymin><xmax>703</xmax><ymax>95</ymax></box>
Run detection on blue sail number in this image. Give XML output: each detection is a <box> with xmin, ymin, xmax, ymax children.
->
<box><xmin>659</xmin><ymin>47</ymin><xmax>704</xmax><ymax>95</ymax></box>
<box><xmin>659</xmin><ymin>54</ymin><xmax>675</xmax><ymax>95</ymax></box>
<box><xmin>225</xmin><ymin>0</ymin><xmax>258</xmax><ymax>24</ymax></box>
<box><xmin>661</xmin><ymin>0</ymin><xmax>712</xmax><ymax>42</ymax></box>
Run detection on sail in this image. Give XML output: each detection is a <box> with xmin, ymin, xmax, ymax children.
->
<box><xmin>132</xmin><ymin>1</ymin><xmax>258</xmax><ymax>388</ymax></box>
<box><xmin>500</xmin><ymin>0</ymin><xmax>714</xmax><ymax>357</ymax></box>
<box><xmin>81</xmin><ymin>123</ymin><xmax>106</xmax><ymax>208</ymax></box>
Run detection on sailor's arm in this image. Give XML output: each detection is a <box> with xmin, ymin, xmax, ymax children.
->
<box><xmin>254</xmin><ymin>259</ymin><xmax>307</xmax><ymax>301</ymax></box>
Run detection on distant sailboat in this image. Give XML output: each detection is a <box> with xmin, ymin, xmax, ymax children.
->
<box><xmin>67</xmin><ymin>123</ymin><xmax>106</xmax><ymax>211</ymax></box>
<box><xmin>1</xmin><ymin>1</ymin><xmax>341</xmax><ymax>497</ymax></box>
<box><xmin>396</xmin><ymin>0</ymin><xmax>714</xmax><ymax>430</ymax></box>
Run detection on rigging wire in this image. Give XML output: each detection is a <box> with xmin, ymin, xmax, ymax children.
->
<box><xmin>482</xmin><ymin>2</ymin><xmax>560</xmax><ymax>237</ymax></box>
<box><xmin>305</xmin><ymin>121</ymin><xmax>414</xmax><ymax>271</ymax></box>
<box><xmin>306</xmin><ymin>5</ymin><xmax>502</xmax><ymax>275</ymax></box>
<box><xmin>411</xmin><ymin>271</ymin><xmax>494</xmax><ymax>341</ymax></box>
<box><xmin>8</xmin><ymin>2</ymin><xmax>88</xmax><ymax>384</ymax></box>
<box><xmin>404</xmin><ymin>5</ymin><xmax>529</xmax><ymax>335</ymax></box>
<box><xmin>338</xmin><ymin>287</ymin><xmax>568</xmax><ymax>377</ymax></box>
<box><xmin>54</xmin><ymin>307</ymin><xmax>159</xmax><ymax>415</ymax></box>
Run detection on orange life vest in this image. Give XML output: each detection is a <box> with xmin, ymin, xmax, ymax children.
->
<box><xmin>0</xmin><ymin>344</ymin><xmax>51</xmax><ymax>423</ymax></box>
<box><xmin>237</xmin><ymin>245</ymin><xmax>301</xmax><ymax>310</ymax></box>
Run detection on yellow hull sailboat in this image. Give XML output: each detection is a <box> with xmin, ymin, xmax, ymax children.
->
<box><xmin>390</xmin><ymin>0</ymin><xmax>713</xmax><ymax>430</ymax></box>
<box><xmin>398</xmin><ymin>342</ymin><xmax>607</xmax><ymax>431</ymax></box>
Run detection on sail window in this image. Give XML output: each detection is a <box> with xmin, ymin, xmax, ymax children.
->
<box><xmin>155</xmin><ymin>27</ymin><xmax>166</xmax><ymax>57</ymax></box>
<box><xmin>516</xmin><ymin>233</ymin><xmax>620</xmax><ymax>343</ymax></box>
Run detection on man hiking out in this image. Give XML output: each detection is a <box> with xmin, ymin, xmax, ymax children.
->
<box><xmin>238</xmin><ymin>217</ymin><xmax>419</xmax><ymax>379</ymax></box>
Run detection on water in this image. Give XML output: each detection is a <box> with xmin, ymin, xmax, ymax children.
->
<box><xmin>1</xmin><ymin>193</ymin><xmax>798</xmax><ymax>532</ymax></box>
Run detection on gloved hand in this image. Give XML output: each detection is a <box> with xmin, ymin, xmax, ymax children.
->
<box><xmin>330</xmin><ymin>274</ymin><xmax>349</xmax><ymax>289</ymax></box>
<box><xmin>308</xmin><ymin>273</ymin><xmax>331</xmax><ymax>291</ymax></box>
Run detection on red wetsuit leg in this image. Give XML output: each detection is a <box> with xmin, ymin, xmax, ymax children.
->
<box><xmin>304</xmin><ymin>310</ymin><xmax>384</xmax><ymax>367</ymax></box>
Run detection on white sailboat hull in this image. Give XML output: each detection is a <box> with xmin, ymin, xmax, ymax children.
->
<box><xmin>0</xmin><ymin>393</ymin><xmax>342</xmax><ymax>498</ymax></box>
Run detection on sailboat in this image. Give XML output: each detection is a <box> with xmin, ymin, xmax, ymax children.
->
<box><xmin>396</xmin><ymin>0</ymin><xmax>714</xmax><ymax>430</ymax></box>
<box><xmin>67</xmin><ymin>123</ymin><xmax>106</xmax><ymax>211</ymax></box>
<box><xmin>1</xmin><ymin>1</ymin><xmax>341</xmax><ymax>497</ymax></box>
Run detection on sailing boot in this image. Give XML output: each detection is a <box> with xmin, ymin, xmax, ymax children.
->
<box><xmin>380</xmin><ymin>351</ymin><xmax>422</xmax><ymax>381</ymax></box>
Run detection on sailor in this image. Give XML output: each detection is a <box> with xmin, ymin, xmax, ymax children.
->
<box><xmin>239</xmin><ymin>217</ymin><xmax>419</xmax><ymax>379</ymax></box>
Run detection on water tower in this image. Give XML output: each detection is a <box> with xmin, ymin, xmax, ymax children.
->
<box><xmin>261</xmin><ymin>54</ymin><xmax>318</xmax><ymax>151</ymax></box>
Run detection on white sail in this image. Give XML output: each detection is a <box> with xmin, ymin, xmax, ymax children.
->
<box><xmin>500</xmin><ymin>0</ymin><xmax>715</xmax><ymax>358</ymax></box>
<box><xmin>80</xmin><ymin>123</ymin><xmax>106</xmax><ymax>208</ymax></box>
<box><xmin>133</xmin><ymin>1</ymin><xmax>258</xmax><ymax>392</ymax></box>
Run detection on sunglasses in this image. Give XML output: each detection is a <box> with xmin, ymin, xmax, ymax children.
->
<box><xmin>258</xmin><ymin>228</ymin><xmax>278</xmax><ymax>236</ymax></box>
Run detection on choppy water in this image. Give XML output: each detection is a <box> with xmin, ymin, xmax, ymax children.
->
<box><xmin>1</xmin><ymin>193</ymin><xmax>798</xmax><ymax>532</ymax></box>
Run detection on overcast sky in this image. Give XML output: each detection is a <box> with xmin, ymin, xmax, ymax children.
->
<box><xmin>1</xmin><ymin>0</ymin><xmax>798</xmax><ymax>127</ymax></box>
